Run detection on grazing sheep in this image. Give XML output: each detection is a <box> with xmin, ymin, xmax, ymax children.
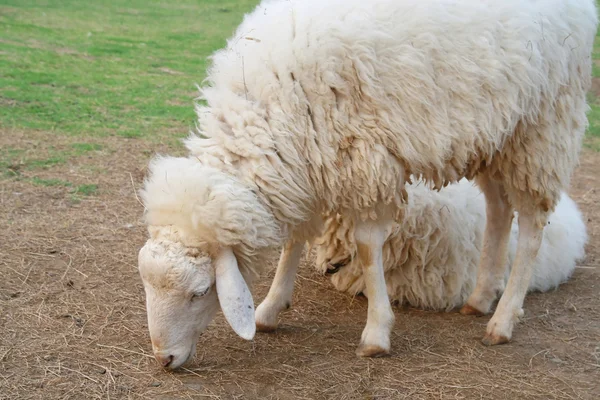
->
<box><xmin>314</xmin><ymin>179</ymin><xmax>588</xmax><ymax>311</ymax></box>
<box><xmin>137</xmin><ymin>0</ymin><xmax>597</xmax><ymax>369</ymax></box>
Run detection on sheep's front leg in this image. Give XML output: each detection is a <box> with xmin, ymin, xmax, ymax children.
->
<box><xmin>255</xmin><ymin>240</ymin><xmax>304</xmax><ymax>332</ymax></box>
<box><xmin>355</xmin><ymin>220</ymin><xmax>395</xmax><ymax>357</ymax></box>
<box><xmin>483</xmin><ymin>210</ymin><xmax>545</xmax><ymax>345</ymax></box>
<box><xmin>461</xmin><ymin>176</ymin><xmax>513</xmax><ymax>316</ymax></box>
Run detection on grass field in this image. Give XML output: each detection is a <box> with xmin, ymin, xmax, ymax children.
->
<box><xmin>1</xmin><ymin>0</ymin><xmax>257</xmax><ymax>201</ymax></box>
<box><xmin>1</xmin><ymin>1</ymin><xmax>599</xmax><ymax>399</ymax></box>
<box><xmin>1</xmin><ymin>0</ymin><xmax>257</xmax><ymax>138</ymax></box>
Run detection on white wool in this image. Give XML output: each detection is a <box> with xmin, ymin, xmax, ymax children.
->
<box><xmin>183</xmin><ymin>0</ymin><xmax>596</xmax><ymax>237</ymax></box>
<box><xmin>140</xmin><ymin>156</ymin><xmax>281</xmax><ymax>280</ymax></box>
<box><xmin>315</xmin><ymin>180</ymin><xmax>588</xmax><ymax>311</ymax></box>
<box><xmin>140</xmin><ymin>0</ymin><xmax>596</xmax><ymax>332</ymax></box>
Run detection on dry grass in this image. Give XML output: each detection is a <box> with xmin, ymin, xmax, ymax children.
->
<box><xmin>1</xmin><ymin>129</ymin><xmax>599</xmax><ymax>399</ymax></box>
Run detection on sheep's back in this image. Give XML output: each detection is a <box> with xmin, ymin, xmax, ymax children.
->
<box><xmin>196</xmin><ymin>0</ymin><xmax>596</xmax><ymax>220</ymax></box>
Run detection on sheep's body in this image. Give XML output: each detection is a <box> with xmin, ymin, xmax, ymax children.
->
<box><xmin>188</xmin><ymin>0</ymin><xmax>594</xmax><ymax>226</ymax></box>
<box><xmin>315</xmin><ymin>180</ymin><xmax>588</xmax><ymax>311</ymax></box>
<box><xmin>139</xmin><ymin>0</ymin><xmax>597</xmax><ymax>367</ymax></box>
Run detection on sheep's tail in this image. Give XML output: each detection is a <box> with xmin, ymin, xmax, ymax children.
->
<box><xmin>508</xmin><ymin>193</ymin><xmax>588</xmax><ymax>293</ymax></box>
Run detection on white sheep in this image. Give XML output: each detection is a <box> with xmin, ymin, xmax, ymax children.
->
<box><xmin>314</xmin><ymin>179</ymin><xmax>588</xmax><ymax>311</ymax></box>
<box><xmin>137</xmin><ymin>0</ymin><xmax>597</xmax><ymax>369</ymax></box>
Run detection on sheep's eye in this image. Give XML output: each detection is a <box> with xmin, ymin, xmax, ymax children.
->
<box><xmin>325</xmin><ymin>256</ymin><xmax>352</xmax><ymax>275</ymax></box>
<box><xmin>191</xmin><ymin>287</ymin><xmax>210</xmax><ymax>300</ymax></box>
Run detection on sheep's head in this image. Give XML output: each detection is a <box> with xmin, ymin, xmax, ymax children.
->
<box><xmin>138</xmin><ymin>233</ymin><xmax>254</xmax><ymax>370</ymax></box>
<box><xmin>138</xmin><ymin>156</ymin><xmax>279</xmax><ymax>370</ymax></box>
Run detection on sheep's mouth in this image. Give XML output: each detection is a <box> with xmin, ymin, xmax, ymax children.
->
<box><xmin>325</xmin><ymin>256</ymin><xmax>352</xmax><ymax>275</ymax></box>
<box><xmin>183</xmin><ymin>347</ymin><xmax>194</xmax><ymax>366</ymax></box>
<box><xmin>169</xmin><ymin>346</ymin><xmax>196</xmax><ymax>370</ymax></box>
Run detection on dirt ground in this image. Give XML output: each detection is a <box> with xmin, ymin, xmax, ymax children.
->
<box><xmin>1</xmin><ymin>128</ymin><xmax>599</xmax><ymax>400</ymax></box>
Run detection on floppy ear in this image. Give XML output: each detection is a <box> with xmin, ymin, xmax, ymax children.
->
<box><xmin>214</xmin><ymin>247</ymin><xmax>256</xmax><ymax>340</ymax></box>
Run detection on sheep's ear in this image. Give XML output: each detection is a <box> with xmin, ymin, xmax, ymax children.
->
<box><xmin>214</xmin><ymin>247</ymin><xmax>255</xmax><ymax>340</ymax></box>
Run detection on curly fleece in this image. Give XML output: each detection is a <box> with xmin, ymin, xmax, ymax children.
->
<box><xmin>143</xmin><ymin>0</ymin><xmax>597</xmax><ymax>281</ymax></box>
<box><xmin>315</xmin><ymin>179</ymin><xmax>588</xmax><ymax>311</ymax></box>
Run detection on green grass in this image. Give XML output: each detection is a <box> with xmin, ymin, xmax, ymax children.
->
<box><xmin>30</xmin><ymin>177</ymin><xmax>98</xmax><ymax>202</ymax></box>
<box><xmin>585</xmin><ymin>8</ymin><xmax>600</xmax><ymax>151</ymax></box>
<box><xmin>26</xmin><ymin>154</ymin><xmax>67</xmax><ymax>169</ymax></box>
<box><xmin>0</xmin><ymin>144</ymin><xmax>103</xmax><ymax>179</ymax></box>
<box><xmin>0</xmin><ymin>0</ymin><xmax>258</xmax><ymax>199</ymax></box>
<box><xmin>70</xmin><ymin>143</ymin><xmax>102</xmax><ymax>154</ymax></box>
<box><xmin>0</xmin><ymin>148</ymin><xmax>25</xmax><ymax>177</ymax></box>
<box><xmin>68</xmin><ymin>183</ymin><xmax>98</xmax><ymax>203</ymax></box>
<box><xmin>31</xmin><ymin>176</ymin><xmax>72</xmax><ymax>187</ymax></box>
<box><xmin>1</xmin><ymin>148</ymin><xmax>73</xmax><ymax>174</ymax></box>
<box><xmin>73</xmin><ymin>183</ymin><xmax>98</xmax><ymax>196</ymax></box>
<box><xmin>0</xmin><ymin>0</ymin><xmax>259</xmax><ymax>139</ymax></box>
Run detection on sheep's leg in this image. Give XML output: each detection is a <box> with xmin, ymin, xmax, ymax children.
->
<box><xmin>483</xmin><ymin>210</ymin><xmax>545</xmax><ymax>345</ymax></box>
<box><xmin>255</xmin><ymin>240</ymin><xmax>304</xmax><ymax>332</ymax></box>
<box><xmin>355</xmin><ymin>219</ymin><xmax>395</xmax><ymax>357</ymax></box>
<box><xmin>461</xmin><ymin>176</ymin><xmax>513</xmax><ymax>316</ymax></box>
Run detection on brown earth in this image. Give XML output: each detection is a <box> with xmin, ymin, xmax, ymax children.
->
<box><xmin>0</xmin><ymin>128</ymin><xmax>599</xmax><ymax>399</ymax></box>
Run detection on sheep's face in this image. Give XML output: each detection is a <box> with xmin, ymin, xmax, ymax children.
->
<box><xmin>138</xmin><ymin>239</ymin><xmax>218</xmax><ymax>370</ymax></box>
<box><xmin>138</xmin><ymin>236</ymin><xmax>256</xmax><ymax>370</ymax></box>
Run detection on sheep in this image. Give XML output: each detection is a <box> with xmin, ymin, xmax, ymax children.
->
<box><xmin>314</xmin><ymin>179</ymin><xmax>588</xmax><ymax>311</ymax></box>
<box><xmin>137</xmin><ymin>0</ymin><xmax>597</xmax><ymax>369</ymax></box>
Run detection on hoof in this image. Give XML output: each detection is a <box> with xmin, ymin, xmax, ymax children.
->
<box><xmin>255</xmin><ymin>322</ymin><xmax>277</xmax><ymax>333</ymax></box>
<box><xmin>481</xmin><ymin>333</ymin><xmax>510</xmax><ymax>346</ymax></box>
<box><xmin>356</xmin><ymin>344</ymin><xmax>390</xmax><ymax>358</ymax></box>
<box><xmin>460</xmin><ymin>304</ymin><xmax>485</xmax><ymax>316</ymax></box>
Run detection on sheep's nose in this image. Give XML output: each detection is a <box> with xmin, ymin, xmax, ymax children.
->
<box><xmin>155</xmin><ymin>354</ymin><xmax>174</xmax><ymax>368</ymax></box>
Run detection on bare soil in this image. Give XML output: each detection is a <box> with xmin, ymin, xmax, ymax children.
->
<box><xmin>1</xmin><ymin>128</ymin><xmax>599</xmax><ymax>399</ymax></box>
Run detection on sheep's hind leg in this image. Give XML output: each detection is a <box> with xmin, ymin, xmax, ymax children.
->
<box><xmin>354</xmin><ymin>219</ymin><xmax>395</xmax><ymax>357</ymax></box>
<box><xmin>461</xmin><ymin>175</ymin><xmax>513</xmax><ymax>316</ymax></box>
<box><xmin>483</xmin><ymin>209</ymin><xmax>545</xmax><ymax>345</ymax></box>
<box><xmin>255</xmin><ymin>240</ymin><xmax>304</xmax><ymax>332</ymax></box>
